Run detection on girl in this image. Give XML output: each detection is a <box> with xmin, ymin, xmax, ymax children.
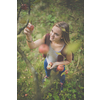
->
<box><xmin>24</xmin><ymin>21</ymin><xmax>72</xmax><ymax>90</ymax></box>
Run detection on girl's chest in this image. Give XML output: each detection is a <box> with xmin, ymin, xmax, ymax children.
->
<box><xmin>50</xmin><ymin>43</ymin><xmax>64</xmax><ymax>52</ymax></box>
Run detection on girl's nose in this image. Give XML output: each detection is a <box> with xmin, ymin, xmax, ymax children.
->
<box><xmin>51</xmin><ymin>32</ymin><xmax>54</xmax><ymax>36</ymax></box>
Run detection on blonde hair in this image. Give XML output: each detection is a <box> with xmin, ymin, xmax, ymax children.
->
<box><xmin>54</xmin><ymin>21</ymin><xmax>70</xmax><ymax>45</ymax></box>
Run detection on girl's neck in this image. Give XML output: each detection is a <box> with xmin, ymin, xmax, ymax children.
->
<box><xmin>51</xmin><ymin>40</ymin><xmax>64</xmax><ymax>45</ymax></box>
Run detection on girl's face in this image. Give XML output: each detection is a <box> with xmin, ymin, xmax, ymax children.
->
<box><xmin>50</xmin><ymin>26</ymin><xmax>62</xmax><ymax>42</ymax></box>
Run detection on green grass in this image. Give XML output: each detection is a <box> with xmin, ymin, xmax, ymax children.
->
<box><xmin>17</xmin><ymin>0</ymin><xmax>84</xmax><ymax>100</ymax></box>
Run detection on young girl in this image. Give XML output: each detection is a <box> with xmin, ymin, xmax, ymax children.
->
<box><xmin>24</xmin><ymin>21</ymin><xmax>72</xmax><ymax>90</ymax></box>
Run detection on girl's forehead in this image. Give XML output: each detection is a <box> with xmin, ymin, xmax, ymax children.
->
<box><xmin>52</xmin><ymin>26</ymin><xmax>62</xmax><ymax>34</ymax></box>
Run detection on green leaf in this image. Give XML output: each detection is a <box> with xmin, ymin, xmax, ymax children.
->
<box><xmin>48</xmin><ymin>93</ymin><xmax>52</xmax><ymax>97</ymax></box>
<box><xmin>64</xmin><ymin>41</ymin><xmax>81</xmax><ymax>54</ymax></box>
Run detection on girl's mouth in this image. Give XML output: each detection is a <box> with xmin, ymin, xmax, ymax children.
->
<box><xmin>50</xmin><ymin>37</ymin><xmax>54</xmax><ymax>40</ymax></box>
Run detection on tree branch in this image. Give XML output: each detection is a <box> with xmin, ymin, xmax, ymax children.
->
<box><xmin>28</xmin><ymin>0</ymin><xmax>31</xmax><ymax>15</ymax></box>
<box><xmin>17</xmin><ymin>6</ymin><xmax>22</xmax><ymax>22</ymax></box>
<box><xmin>17</xmin><ymin>45</ymin><xmax>41</xmax><ymax>100</ymax></box>
<box><xmin>17</xmin><ymin>20</ymin><xmax>29</xmax><ymax>35</ymax></box>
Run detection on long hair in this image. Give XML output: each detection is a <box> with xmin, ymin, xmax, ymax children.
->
<box><xmin>54</xmin><ymin>21</ymin><xmax>70</xmax><ymax>45</ymax></box>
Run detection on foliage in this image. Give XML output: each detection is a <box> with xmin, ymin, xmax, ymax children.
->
<box><xmin>17</xmin><ymin>0</ymin><xmax>84</xmax><ymax>100</ymax></box>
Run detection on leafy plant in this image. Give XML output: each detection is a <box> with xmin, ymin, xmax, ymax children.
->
<box><xmin>47</xmin><ymin>14</ymin><xmax>56</xmax><ymax>26</ymax></box>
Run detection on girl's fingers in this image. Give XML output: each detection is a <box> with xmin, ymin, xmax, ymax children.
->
<box><xmin>24</xmin><ymin>28</ymin><xmax>27</xmax><ymax>33</ymax></box>
<box><xmin>50</xmin><ymin>66</ymin><xmax>54</xmax><ymax>69</ymax></box>
<box><xmin>25</xmin><ymin>27</ymin><xmax>30</xmax><ymax>32</ymax></box>
<box><xmin>24</xmin><ymin>28</ymin><xmax>30</xmax><ymax>35</ymax></box>
<box><xmin>24</xmin><ymin>23</ymin><xmax>33</xmax><ymax>35</ymax></box>
<box><xmin>27</xmin><ymin>23</ymin><xmax>32</xmax><ymax>27</ymax></box>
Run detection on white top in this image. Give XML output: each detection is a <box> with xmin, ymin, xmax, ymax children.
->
<box><xmin>46</xmin><ymin>44</ymin><xmax>65</xmax><ymax>64</ymax></box>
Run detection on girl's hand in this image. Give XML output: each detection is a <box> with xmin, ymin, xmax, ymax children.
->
<box><xmin>50</xmin><ymin>62</ymin><xmax>58</xmax><ymax>69</ymax></box>
<box><xmin>24</xmin><ymin>23</ymin><xmax>33</xmax><ymax>36</ymax></box>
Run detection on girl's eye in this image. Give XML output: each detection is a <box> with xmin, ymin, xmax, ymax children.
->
<box><xmin>55</xmin><ymin>33</ymin><xmax>59</xmax><ymax>36</ymax></box>
<box><xmin>51</xmin><ymin>30</ymin><xmax>59</xmax><ymax>36</ymax></box>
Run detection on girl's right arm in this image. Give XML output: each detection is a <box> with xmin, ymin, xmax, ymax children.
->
<box><xmin>24</xmin><ymin>23</ymin><xmax>45</xmax><ymax>49</ymax></box>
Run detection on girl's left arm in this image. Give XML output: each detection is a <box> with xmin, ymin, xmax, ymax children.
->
<box><xmin>50</xmin><ymin>53</ymin><xmax>72</xmax><ymax>69</ymax></box>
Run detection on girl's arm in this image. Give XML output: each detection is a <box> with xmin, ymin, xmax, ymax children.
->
<box><xmin>56</xmin><ymin>53</ymin><xmax>72</xmax><ymax>65</ymax></box>
<box><xmin>26</xmin><ymin>34</ymin><xmax>45</xmax><ymax>49</ymax></box>
<box><xmin>24</xmin><ymin>23</ymin><xmax>45</xmax><ymax>49</ymax></box>
<box><xmin>50</xmin><ymin>53</ymin><xmax>72</xmax><ymax>69</ymax></box>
